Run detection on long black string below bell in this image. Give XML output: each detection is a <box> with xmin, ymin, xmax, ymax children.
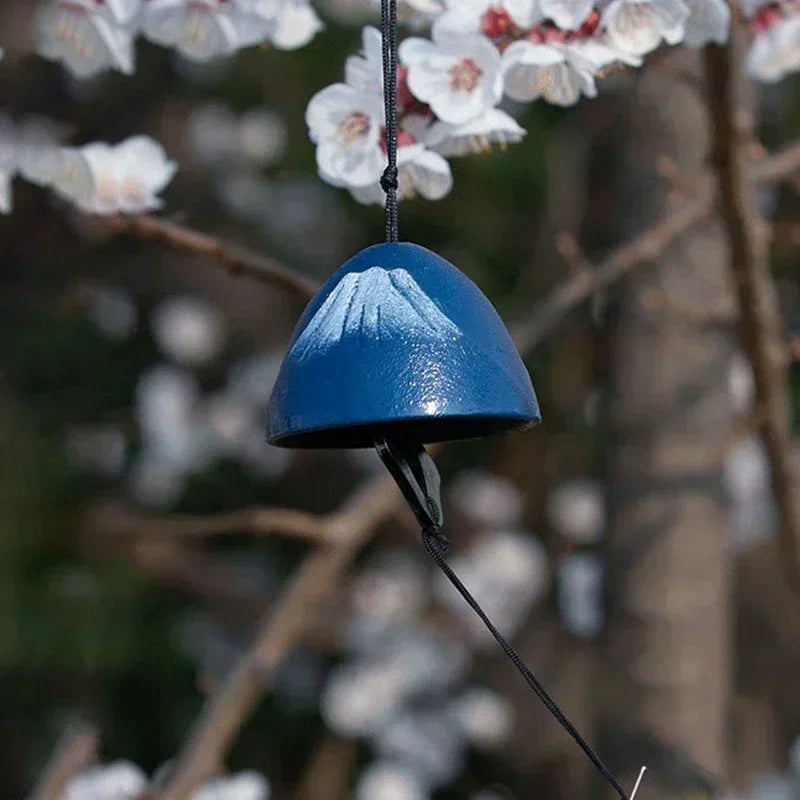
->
<box><xmin>375</xmin><ymin>437</ymin><xmax>632</xmax><ymax>800</ymax></box>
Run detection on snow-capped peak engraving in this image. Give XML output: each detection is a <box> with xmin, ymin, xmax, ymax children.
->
<box><xmin>294</xmin><ymin>266</ymin><xmax>461</xmax><ymax>360</ymax></box>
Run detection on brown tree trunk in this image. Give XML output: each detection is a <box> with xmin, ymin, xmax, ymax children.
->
<box><xmin>602</xmin><ymin>51</ymin><xmax>735</xmax><ymax>799</ymax></box>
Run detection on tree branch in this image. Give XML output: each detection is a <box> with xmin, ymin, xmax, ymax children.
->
<box><xmin>514</xmin><ymin>138</ymin><xmax>800</xmax><ymax>355</ymax></box>
<box><xmin>704</xmin><ymin>39</ymin><xmax>800</xmax><ymax>587</ymax></box>
<box><xmin>292</xmin><ymin>734</ymin><xmax>358</xmax><ymax>800</ymax></box>
<box><xmin>156</xmin><ymin>472</ymin><xmax>401</xmax><ymax>800</ymax></box>
<box><xmin>101</xmin><ymin>214</ymin><xmax>319</xmax><ymax>301</ymax></box>
<box><xmin>29</xmin><ymin>723</ymin><xmax>99</xmax><ymax>800</ymax></box>
<box><xmin>89</xmin><ymin>500</ymin><xmax>332</xmax><ymax>545</ymax></box>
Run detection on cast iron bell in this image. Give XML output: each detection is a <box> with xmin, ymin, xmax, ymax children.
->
<box><xmin>266</xmin><ymin>242</ymin><xmax>540</xmax><ymax>449</ymax></box>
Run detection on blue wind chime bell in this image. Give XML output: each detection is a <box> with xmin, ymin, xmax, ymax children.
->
<box><xmin>267</xmin><ymin>2</ymin><xmax>635</xmax><ymax>797</ymax></box>
<box><xmin>267</xmin><ymin>241</ymin><xmax>540</xmax><ymax>449</ymax></box>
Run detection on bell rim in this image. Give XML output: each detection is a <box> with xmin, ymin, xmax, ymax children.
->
<box><xmin>266</xmin><ymin>410</ymin><xmax>542</xmax><ymax>449</ymax></box>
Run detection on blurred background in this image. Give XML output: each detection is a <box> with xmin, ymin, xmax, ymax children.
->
<box><xmin>1</xmin><ymin>1</ymin><xmax>799</xmax><ymax>799</ymax></box>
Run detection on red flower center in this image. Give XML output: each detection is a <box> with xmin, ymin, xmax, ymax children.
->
<box><xmin>750</xmin><ymin>3</ymin><xmax>783</xmax><ymax>34</ymax></box>
<box><xmin>481</xmin><ymin>6</ymin><xmax>513</xmax><ymax>38</ymax></box>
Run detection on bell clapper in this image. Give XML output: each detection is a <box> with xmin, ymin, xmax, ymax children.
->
<box><xmin>375</xmin><ymin>437</ymin><xmax>446</xmax><ymax>549</ymax></box>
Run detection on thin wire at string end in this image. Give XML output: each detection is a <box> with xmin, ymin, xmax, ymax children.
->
<box><xmin>379</xmin><ymin>0</ymin><xmax>399</xmax><ymax>242</ymax></box>
<box><xmin>630</xmin><ymin>766</ymin><xmax>647</xmax><ymax>800</ymax></box>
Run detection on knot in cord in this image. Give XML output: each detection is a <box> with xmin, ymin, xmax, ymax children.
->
<box><xmin>422</xmin><ymin>525</ymin><xmax>450</xmax><ymax>555</ymax></box>
<box><xmin>380</xmin><ymin>166</ymin><xmax>399</xmax><ymax>193</ymax></box>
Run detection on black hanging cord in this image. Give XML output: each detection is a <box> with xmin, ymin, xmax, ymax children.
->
<box><xmin>421</xmin><ymin>526</ymin><xmax>630</xmax><ymax>800</ymax></box>
<box><xmin>379</xmin><ymin>0</ymin><xmax>399</xmax><ymax>242</ymax></box>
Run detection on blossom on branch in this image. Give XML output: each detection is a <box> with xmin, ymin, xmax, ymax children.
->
<box><xmin>306</xmin><ymin>27</ymin><xmax>456</xmax><ymax>201</ymax></box>
<box><xmin>139</xmin><ymin>0</ymin><xmax>273</xmax><ymax>61</ymax></box>
<box><xmin>600</xmin><ymin>0</ymin><xmax>688</xmax><ymax>58</ymax></box>
<box><xmin>35</xmin><ymin>0</ymin><xmax>139</xmax><ymax>77</ymax></box>
<box><xmin>399</xmin><ymin>32</ymin><xmax>503</xmax><ymax>125</ymax></box>
<box><xmin>541</xmin><ymin>0</ymin><xmax>596</xmax><ymax>30</ymax></box>
<box><xmin>682</xmin><ymin>0</ymin><xmax>730</xmax><ymax>47</ymax></box>
<box><xmin>54</xmin><ymin>135</ymin><xmax>177</xmax><ymax>214</ymax></box>
<box><xmin>139</xmin><ymin>0</ymin><xmax>321</xmax><ymax>61</ymax></box>
<box><xmin>501</xmin><ymin>39</ymin><xmax>598</xmax><ymax>105</ymax></box>
<box><xmin>424</xmin><ymin>108</ymin><xmax>525</xmax><ymax>156</ymax></box>
<box><xmin>267</xmin><ymin>0</ymin><xmax>324</xmax><ymax>49</ymax></box>
<box><xmin>745</xmin><ymin>4</ymin><xmax>800</xmax><ymax>82</ymax></box>
<box><xmin>345</xmin><ymin>25</ymin><xmax>385</xmax><ymax>94</ymax></box>
<box><xmin>306</xmin><ymin>83</ymin><xmax>386</xmax><ymax>187</ymax></box>
<box><xmin>432</xmin><ymin>0</ymin><xmax>540</xmax><ymax>39</ymax></box>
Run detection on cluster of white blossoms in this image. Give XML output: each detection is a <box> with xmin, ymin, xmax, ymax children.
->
<box><xmin>64</xmin><ymin>761</ymin><xmax>269</xmax><ymax>800</ymax></box>
<box><xmin>307</xmin><ymin>0</ymin><xmax>800</xmax><ymax>203</ymax></box>
<box><xmin>34</xmin><ymin>0</ymin><xmax>322</xmax><ymax>78</ymax></box>
<box><xmin>0</xmin><ymin>116</ymin><xmax>176</xmax><ymax>215</ymax></box>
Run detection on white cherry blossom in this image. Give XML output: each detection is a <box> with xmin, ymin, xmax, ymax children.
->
<box><xmin>501</xmin><ymin>39</ymin><xmax>597</xmax><ymax>105</ymax></box>
<box><xmin>540</xmin><ymin>0</ymin><xmax>594</xmax><ymax>30</ymax></box>
<box><xmin>55</xmin><ymin>135</ymin><xmax>177</xmax><ymax>214</ymax></box>
<box><xmin>140</xmin><ymin>0</ymin><xmax>273</xmax><ymax>62</ymax></box>
<box><xmin>400</xmin><ymin>32</ymin><xmax>503</xmax><ymax>125</ymax></box>
<box><xmin>350</xmin><ymin>142</ymin><xmax>453</xmax><ymax>203</ymax></box>
<box><xmin>192</xmin><ymin>771</ymin><xmax>270</xmax><ymax>800</ymax></box>
<box><xmin>425</xmin><ymin>108</ymin><xmax>525</xmax><ymax>156</ymax></box>
<box><xmin>682</xmin><ymin>0</ymin><xmax>730</xmax><ymax>47</ymax></box>
<box><xmin>345</xmin><ymin>25</ymin><xmax>385</xmax><ymax>95</ymax></box>
<box><xmin>268</xmin><ymin>0</ymin><xmax>324</xmax><ymax>50</ymax></box>
<box><xmin>601</xmin><ymin>0</ymin><xmax>689</xmax><ymax>58</ymax></box>
<box><xmin>402</xmin><ymin>0</ymin><xmax>449</xmax><ymax>13</ymax></box>
<box><xmin>47</xmin><ymin>147</ymin><xmax>95</xmax><ymax>205</ymax></box>
<box><xmin>390</xmin><ymin>0</ymin><xmax>452</xmax><ymax>27</ymax></box>
<box><xmin>16</xmin><ymin>115</ymin><xmax>64</xmax><ymax>187</ymax></box>
<box><xmin>355</xmin><ymin>762</ymin><xmax>428</xmax><ymax>800</ymax></box>
<box><xmin>35</xmin><ymin>0</ymin><xmax>139</xmax><ymax>77</ymax></box>
<box><xmin>306</xmin><ymin>83</ymin><xmax>386</xmax><ymax>187</ymax></box>
<box><xmin>65</xmin><ymin>761</ymin><xmax>147</xmax><ymax>800</ymax></box>
<box><xmin>433</xmin><ymin>0</ymin><xmax>540</xmax><ymax>39</ymax></box>
<box><xmin>746</xmin><ymin>12</ymin><xmax>800</xmax><ymax>83</ymax></box>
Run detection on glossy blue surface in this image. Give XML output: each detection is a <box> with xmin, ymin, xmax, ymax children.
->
<box><xmin>267</xmin><ymin>242</ymin><xmax>540</xmax><ymax>448</ymax></box>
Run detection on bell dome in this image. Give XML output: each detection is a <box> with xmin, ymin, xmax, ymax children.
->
<box><xmin>267</xmin><ymin>242</ymin><xmax>540</xmax><ymax>448</ymax></box>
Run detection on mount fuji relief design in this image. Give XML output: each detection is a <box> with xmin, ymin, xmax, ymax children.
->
<box><xmin>294</xmin><ymin>266</ymin><xmax>462</xmax><ymax>360</ymax></box>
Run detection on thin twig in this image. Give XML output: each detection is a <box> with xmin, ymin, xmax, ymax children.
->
<box><xmin>514</xmin><ymin>138</ymin><xmax>800</xmax><ymax>355</ymax></box>
<box><xmin>29</xmin><ymin>723</ymin><xmax>99</xmax><ymax>800</ymax></box>
<box><xmin>101</xmin><ymin>214</ymin><xmax>319</xmax><ymax>301</ymax></box>
<box><xmin>704</xmin><ymin>39</ymin><xmax>800</xmax><ymax>587</ymax></box>
<box><xmin>157</xmin><ymin>473</ymin><xmax>401</xmax><ymax>800</ymax></box>
<box><xmin>513</xmin><ymin>190</ymin><xmax>712</xmax><ymax>352</ymax></box>
<box><xmin>89</xmin><ymin>500</ymin><xmax>332</xmax><ymax>544</ymax></box>
<box><xmin>124</xmin><ymin>538</ymin><xmax>271</xmax><ymax>615</ymax></box>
